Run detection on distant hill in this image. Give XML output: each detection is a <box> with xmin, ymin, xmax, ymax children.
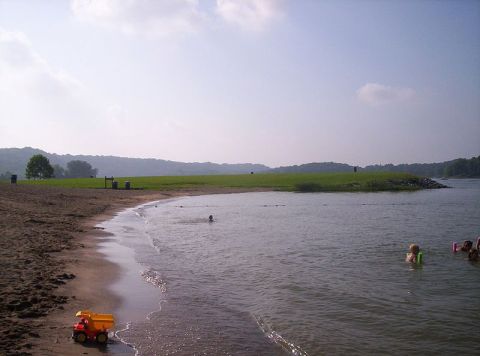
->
<box><xmin>0</xmin><ymin>147</ymin><xmax>269</xmax><ymax>179</ymax></box>
<box><xmin>269</xmin><ymin>162</ymin><xmax>354</xmax><ymax>173</ymax></box>
<box><xmin>363</xmin><ymin>162</ymin><xmax>450</xmax><ymax>177</ymax></box>
<box><xmin>0</xmin><ymin>147</ymin><xmax>478</xmax><ymax>179</ymax></box>
<box><xmin>271</xmin><ymin>158</ymin><xmax>480</xmax><ymax>178</ymax></box>
<box><xmin>363</xmin><ymin>157</ymin><xmax>480</xmax><ymax>178</ymax></box>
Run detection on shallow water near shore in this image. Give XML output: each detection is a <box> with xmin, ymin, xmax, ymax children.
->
<box><xmin>99</xmin><ymin>179</ymin><xmax>480</xmax><ymax>355</ymax></box>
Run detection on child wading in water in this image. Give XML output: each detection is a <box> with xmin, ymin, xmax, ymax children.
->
<box><xmin>468</xmin><ymin>248</ymin><xmax>479</xmax><ymax>262</ymax></box>
<box><xmin>457</xmin><ymin>240</ymin><xmax>473</xmax><ymax>252</ymax></box>
<box><xmin>406</xmin><ymin>244</ymin><xmax>421</xmax><ymax>263</ymax></box>
<box><xmin>472</xmin><ymin>237</ymin><xmax>480</xmax><ymax>262</ymax></box>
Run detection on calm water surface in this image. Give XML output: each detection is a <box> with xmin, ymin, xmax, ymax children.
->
<box><xmin>100</xmin><ymin>179</ymin><xmax>480</xmax><ymax>355</ymax></box>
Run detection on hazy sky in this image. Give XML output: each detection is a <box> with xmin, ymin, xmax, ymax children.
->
<box><xmin>0</xmin><ymin>0</ymin><xmax>479</xmax><ymax>167</ymax></box>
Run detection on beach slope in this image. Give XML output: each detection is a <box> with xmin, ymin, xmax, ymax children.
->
<box><xmin>0</xmin><ymin>184</ymin><xmax>174</xmax><ymax>355</ymax></box>
<box><xmin>0</xmin><ymin>184</ymin><xmax>266</xmax><ymax>355</ymax></box>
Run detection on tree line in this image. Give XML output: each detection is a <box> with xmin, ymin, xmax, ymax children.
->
<box><xmin>1</xmin><ymin>154</ymin><xmax>479</xmax><ymax>180</ymax></box>
<box><xmin>363</xmin><ymin>156</ymin><xmax>480</xmax><ymax>178</ymax></box>
<box><xmin>443</xmin><ymin>156</ymin><xmax>480</xmax><ymax>177</ymax></box>
<box><xmin>24</xmin><ymin>154</ymin><xmax>98</xmax><ymax>179</ymax></box>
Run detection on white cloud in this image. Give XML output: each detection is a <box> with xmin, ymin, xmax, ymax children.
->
<box><xmin>216</xmin><ymin>0</ymin><xmax>284</xmax><ymax>31</ymax></box>
<box><xmin>0</xmin><ymin>31</ymin><xmax>39</xmax><ymax>67</ymax></box>
<box><xmin>71</xmin><ymin>0</ymin><xmax>205</xmax><ymax>37</ymax></box>
<box><xmin>0</xmin><ymin>27</ymin><xmax>180</xmax><ymax>155</ymax></box>
<box><xmin>0</xmin><ymin>29</ymin><xmax>81</xmax><ymax>101</ymax></box>
<box><xmin>106</xmin><ymin>104</ymin><xmax>129</xmax><ymax>125</ymax></box>
<box><xmin>0</xmin><ymin>28</ymin><xmax>94</xmax><ymax>150</ymax></box>
<box><xmin>357</xmin><ymin>83</ymin><xmax>415</xmax><ymax>106</ymax></box>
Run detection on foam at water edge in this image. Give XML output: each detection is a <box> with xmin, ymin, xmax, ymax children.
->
<box><xmin>134</xmin><ymin>207</ymin><xmax>147</xmax><ymax>221</ymax></box>
<box><xmin>115</xmin><ymin>322</ymin><xmax>140</xmax><ymax>356</ymax></box>
<box><xmin>135</xmin><ymin>199</ymin><xmax>168</xmax><ymax>222</ymax></box>
<box><xmin>112</xmin><ymin>269</ymin><xmax>167</xmax><ymax>355</ymax></box>
<box><xmin>133</xmin><ymin>205</ymin><xmax>159</xmax><ymax>252</ymax></box>
<box><xmin>140</xmin><ymin>268</ymin><xmax>166</xmax><ymax>322</ymax></box>
<box><xmin>141</xmin><ymin>269</ymin><xmax>167</xmax><ymax>292</ymax></box>
<box><xmin>254</xmin><ymin>315</ymin><xmax>309</xmax><ymax>356</ymax></box>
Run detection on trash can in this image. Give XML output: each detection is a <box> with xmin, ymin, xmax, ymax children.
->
<box><xmin>125</xmin><ymin>181</ymin><xmax>131</xmax><ymax>190</ymax></box>
<box><xmin>112</xmin><ymin>181</ymin><xmax>118</xmax><ymax>190</ymax></box>
<box><xmin>11</xmin><ymin>174</ymin><xmax>17</xmax><ymax>184</ymax></box>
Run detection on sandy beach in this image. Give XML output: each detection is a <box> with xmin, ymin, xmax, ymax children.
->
<box><xmin>0</xmin><ymin>184</ymin><xmax>263</xmax><ymax>356</ymax></box>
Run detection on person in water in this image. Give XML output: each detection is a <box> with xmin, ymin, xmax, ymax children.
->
<box><xmin>208</xmin><ymin>215</ymin><xmax>214</xmax><ymax>222</ymax></box>
<box><xmin>458</xmin><ymin>240</ymin><xmax>473</xmax><ymax>252</ymax></box>
<box><xmin>468</xmin><ymin>248</ymin><xmax>478</xmax><ymax>262</ymax></box>
<box><xmin>406</xmin><ymin>244</ymin><xmax>420</xmax><ymax>263</ymax></box>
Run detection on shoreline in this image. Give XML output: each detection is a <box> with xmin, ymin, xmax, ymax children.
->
<box><xmin>1</xmin><ymin>180</ymin><xmax>476</xmax><ymax>355</ymax></box>
<box><xmin>0</xmin><ymin>184</ymin><xmax>267</xmax><ymax>355</ymax></box>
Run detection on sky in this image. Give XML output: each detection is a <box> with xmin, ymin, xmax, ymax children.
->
<box><xmin>0</xmin><ymin>0</ymin><xmax>479</xmax><ymax>167</ymax></box>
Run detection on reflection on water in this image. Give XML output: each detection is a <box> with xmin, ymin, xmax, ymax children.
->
<box><xmin>101</xmin><ymin>179</ymin><xmax>480</xmax><ymax>355</ymax></box>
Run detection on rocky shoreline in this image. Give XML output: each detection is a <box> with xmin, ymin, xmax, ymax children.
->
<box><xmin>403</xmin><ymin>177</ymin><xmax>449</xmax><ymax>189</ymax></box>
<box><xmin>418</xmin><ymin>177</ymin><xmax>449</xmax><ymax>189</ymax></box>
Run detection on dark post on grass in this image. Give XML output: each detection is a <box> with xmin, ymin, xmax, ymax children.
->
<box><xmin>104</xmin><ymin>176</ymin><xmax>114</xmax><ymax>189</ymax></box>
<box><xmin>10</xmin><ymin>174</ymin><xmax>17</xmax><ymax>184</ymax></box>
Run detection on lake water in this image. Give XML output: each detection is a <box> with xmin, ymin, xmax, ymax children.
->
<box><xmin>99</xmin><ymin>179</ymin><xmax>480</xmax><ymax>356</ymax></box>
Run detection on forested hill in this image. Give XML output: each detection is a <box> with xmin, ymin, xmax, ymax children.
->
<box><xmin>253</xmin><ymin>158</ymin><xmax>480</xmax><ymax>178</ymax></box>
<box><xmin>363</xmin><ymin>162</ymin><xmax>449</xmax><ymax>177</ymax></box>
<box><xmin>363</xmin><ymin>156</ymin><xmax>480</xmax><ymax>178</ymax></box>
<box><xmin>0</xmin><ymin>147</ymin><xmax>269</xmax><ymax>179</ymax></box>
<box><xmin>0</xmin><ymin>147</ymin><xmax>478</xmax><ymax>179</ymax></box>
<box><xmin>269</xmin><ymin>162</ymin><xmax>353</xmax><ymax>173</ymax></box>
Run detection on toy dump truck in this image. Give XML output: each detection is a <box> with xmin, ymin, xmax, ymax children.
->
<box><xmin>72</xmin><ymin>310</ymin><xmax>115</xmax><ymax>344</ymax></box>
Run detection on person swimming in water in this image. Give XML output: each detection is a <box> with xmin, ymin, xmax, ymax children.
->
<box><xmin>209</xmin><ymin>215</ymin><xmax>214</xmax><ymax>222</ymax></box>
<box><xmin>458</xmin><ymin>240</ymin><xmax>473</xmax><ymax>252</ymax></box>
<box><xmin>406</xmin><ymin>244</ymin><xmax>420</xmax><ymax>263</ymax></box>
<box><xmin>468</xmin><ymin>248</ymin><xmax>478</xmax><ymax>262</ymax></box>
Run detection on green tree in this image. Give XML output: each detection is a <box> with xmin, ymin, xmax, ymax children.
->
<box><xmin>444</xmin><ymin>156</ymin><xmax>480</xmax><ymax>177</ymax></box>
<box><xmin>52</xmin><ymin>164</ymin><xmax>66</xmax><ymax>178</ymax></box>
<box><xmin>66</xmin><ymin>160</ymin><xmax>98</xmax><ymax>178</ymax></box>
<box><xmin>25</xmin><ymin>154</ymin><xmax>54</xmax><ymax>179</ymax></box>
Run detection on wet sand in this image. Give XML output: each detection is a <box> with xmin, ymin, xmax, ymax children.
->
<box><xmin>0</xmin><ymin>184</ymin><xmax>266</xmax><ymax>355</ymax></box>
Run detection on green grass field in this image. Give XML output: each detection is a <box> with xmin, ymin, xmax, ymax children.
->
<box><xmin>12</xmin><ymin>172</ymin><xmax>426</xmax><ymax>192</ymax></box>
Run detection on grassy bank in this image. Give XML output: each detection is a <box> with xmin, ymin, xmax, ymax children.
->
<box><xmin>14</xmin><ymin>172</ymin><xmax>442</xmax><ymax>192</ymax></box>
